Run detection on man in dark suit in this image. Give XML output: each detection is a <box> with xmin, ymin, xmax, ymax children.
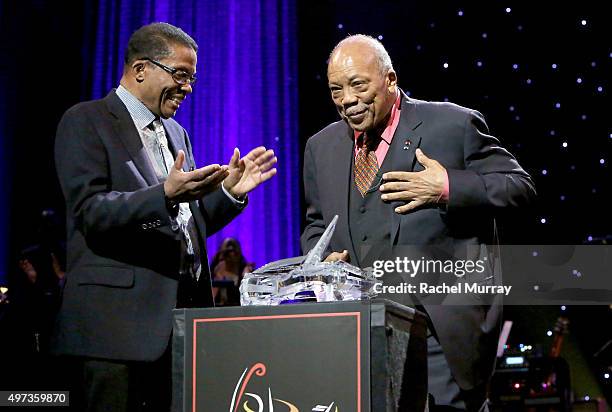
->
<box><xmin>301</xmin><ymin>35</ymin><xmax>535</xmax><ymax>411</ymax></box>
<box><xmin>53</xmin><ymin>23</ymin><xmax>276</xmax><ymax>411</ymax></box>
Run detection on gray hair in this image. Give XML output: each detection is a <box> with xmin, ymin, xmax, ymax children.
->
<box><xmin>329</xmin><ymin>34</ymin><xmax>393</xmax><ymax>75</ymax></box>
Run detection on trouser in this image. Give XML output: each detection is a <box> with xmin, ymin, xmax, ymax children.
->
<box><xmin>59</xmin><ymin>346</ymin><xmax>171</xmax><ymax>412</ymax></box>
<box><xmin>427</xmin><ymin>335</ymin><xmax>489</xmax><ymax>412</ymax></box>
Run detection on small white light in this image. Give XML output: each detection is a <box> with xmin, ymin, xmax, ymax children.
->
<box><xmin>597</xmin><ymin>86</ymin><xmax>603</xmax><ymax>92</ymax></box>
<box><xmin>581</xmin><ymin>19</ymin><xmax>587</xmax><ymax>26</ymax></box>
<box><xmin>605</xmin><ymin>373</ymin><xmax>610</xmax><ymax>379</ymax></box>
<box><xmin>588</xmin><ymin>236</ymin><xmax>593</xmax><ymax>242</ymax></box>
<box><xmin>561</xmin><ymin>305</ymin><xmax>566</xmax><ymax>311</ymax></box>
<box><xmin>560</xmin><ymin>195</ymin><xmax>566</xmax><ymax>201</ymax></box>
<box><xmin>458</xmin><ymin>10</ymin><xmax>464</xmax><ymax>16</ymax></box>
<box><xmin>443</xmin><ymin>62</ymin><xmax>449</xmax><ymax>69</ymax></box>
<box><xmin>540</xmin><ymin>218</ymin><xmax>546</xmax><ymax>224</ymax></box>
<box><xmin>482</xmin><ymin>32</ymin><xmax>488</xmax><ymax>38</ymax></box>
<box><xmin>377</xmin><ymin>35</ymin><xmax>383</xmax><ymax>40</ymax></box>
<box><xmin>576</xmin><ymin>77</ymin><xmax>582</xmax><ymax>84</ymax></box>
<box><xmin>585</xmin><ymin>396</ymin><xmax>590</xmax><ymax>401</ymax></box>
<box><xmin>337</xmin><ymin>23</ymin><xmax>343</xmax><ymax>29</ymax></box>
<box><xmin>550</xmin><ymin>130</ymin><xmax>556</xmax><ymax>136</ymax></box>
<box><xmin>547</xmin><ymin>330</ymin><xmax>553</xmax><ymax>336</ymax></box>
<box><xmin>509</xmin><ymin>106</ymin><xmax>515</xmax><ymax>111</ymax></box>
<box><xmin>505</xmin><ymin>7</ymin><xmax>511</xmax><ymax>13</ymax></box>
<box><xmin>526</xmin><ymin>78</ymin><xmax>532</xmax><ymax>84</ymax></box>
<box><xmin>512</xmin><ymin>63</ymin><xmax>519</xmax><ymax>70</ymax></box>
<box><xmin>532</xmin><ymin>251</ymin><xmax>538</xmax><ymax>257</ymax></box>
<box><xmin>555</xmin><ymin>102</ymin><xmax>561</xmax><ymax>109</ymax></box>
<box><xmin>600</xmin><ymin>159</ymin><xmax>606</xmax><ymax>164</ymax></box>
<box><xmin>534</xmin><ymin>285</ymin><xmax>540</xmax><ymax>291</ymax></box>
<box><xmin>542</xmin><ymin>169</ymin><xmax>547</xmax><ymax>175</ymax></box>
<box><xmin>581</xmin><ymin>114</ymin><xmax>587</xmax><ymax>120</ymax></box>
<box><xmin>476</xmin><ymin>61</ymin><xmax>483</xmax><ymax>67</ymax></box>
<box><xmin>552</xmin><ymin>63</ymin><xmax>558</xmax><ymax>69</ymax></box>
<box><xmin>562</xmin><ymin>142</ymin><xmax>568</xmax><ymax>148</ymax></box>
<box><xmin>506</xmin><ymin>356</ymin><xmax>524</xmax><ymax>365</ymax></box>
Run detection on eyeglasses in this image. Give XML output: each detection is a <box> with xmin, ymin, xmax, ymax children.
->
<box><xmin>143</xmin><ymin>57</ymin><xmax>197</xmax><ymax>85</ymax></box>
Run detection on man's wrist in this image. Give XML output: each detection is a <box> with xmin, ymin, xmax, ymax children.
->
<box><xmin>222</xmin><ymin>182</ymin><xmax>246</xmax><ymax>203</ymax></box>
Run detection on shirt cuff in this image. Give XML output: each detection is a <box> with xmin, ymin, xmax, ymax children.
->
<box><xmin>440</xmin><ymin>169</ymin><xmax>450</xmax><ymax>203</ymax></box>
<box><xmin>221</xmin><ymin>182</ymin><xmax>247</xmax><ymax>206</ymax></box>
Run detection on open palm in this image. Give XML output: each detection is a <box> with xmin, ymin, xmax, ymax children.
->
<box><xmin>224</xmin><ymin>147</ymin><xmax>277</xmax><ymax>198</ymax></box>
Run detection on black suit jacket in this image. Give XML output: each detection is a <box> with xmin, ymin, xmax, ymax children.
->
<box><xmin>52</xmin><ymin>91</ymin><xmax>243</xmax><ymax>361</ymax></box>
<box><xmin>301</xmin><ymin>92</ymin><xmax>536</xmax><ymax>390</ymax></box>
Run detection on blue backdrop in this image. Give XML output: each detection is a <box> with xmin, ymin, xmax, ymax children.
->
<box><xmin>85</xmin><ymin>0</ymin><xmax>300</xmax><ymax>267</ymax></box>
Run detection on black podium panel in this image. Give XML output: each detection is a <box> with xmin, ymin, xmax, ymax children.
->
<box><xmin>173</xmin><ymin>300</ymin><xmax>427</xmax><ymax>412</ymax></box>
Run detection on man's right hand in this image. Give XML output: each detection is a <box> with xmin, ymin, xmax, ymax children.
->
<box><xmin>163</xmin><ymin>150</ymin><xmax>229</xmax><ymax>202</ymax></box>
<box><xmin>324</xmin><ymin>250</ymin><xmax>350</xmax><ymax>262</ymax></box>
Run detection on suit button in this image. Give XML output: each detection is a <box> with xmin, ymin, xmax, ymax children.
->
<box><xmin>360</xmin><ymin>206</ymin><xmax>366</xmax><ymax>213</ymax></box>
<box><xmin>362</xmin><ymin>234</ymin><xmax>368</xmax><ymax>241</ymax></box>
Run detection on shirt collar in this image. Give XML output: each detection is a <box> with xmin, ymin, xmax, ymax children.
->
<box><xmin>115</xmin><ymin>85</ymin><xmax>157</xmax><ymax>130</ymax></box>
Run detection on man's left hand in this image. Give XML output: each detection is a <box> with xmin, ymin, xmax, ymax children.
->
<box><xmin>380</xmin><ymin>149</ymin><xmax>447</xmax><ymax>214</ymax></box>
<box><xmin>223</xmin><ymin>146</ymin><xmax>277</xmax><ymax>199</ymax></box>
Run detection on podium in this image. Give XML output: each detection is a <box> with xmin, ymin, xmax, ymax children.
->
<box><xmin>172</xmin><ymin>299</ymin><xmax>428</xmax><ymax>412</ymax></box>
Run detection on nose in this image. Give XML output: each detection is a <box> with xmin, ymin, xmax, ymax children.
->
<box><xmin>180</xmin><ymin>83</ymin><xmax>193</xmax><ymax>94</ymax></box>
<box><xmin>341</xmin><ymin>88</ymin><xmax>357</xmax><ymax>107</ymax></box>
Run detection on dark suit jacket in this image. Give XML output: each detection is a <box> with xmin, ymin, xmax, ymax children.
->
<box><xmin>52</xmin><ymin>91</ymin><xmax>243</xmax><ymax>362</ymax></box>
<box><xmin>301</xmin><ymin>92</ymin><xmax>536</xmax><ymax>390</ymax></box>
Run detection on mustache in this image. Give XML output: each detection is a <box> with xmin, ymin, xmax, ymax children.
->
<box><xmin>344</xmin><ymin>106</ymin><xmax>368</xmax><ymax>116</ymax></box>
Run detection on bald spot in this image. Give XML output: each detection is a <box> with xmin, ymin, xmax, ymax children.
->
<box><xmin>328</xmin><ymin>40</ymin><xmax>381</xmax><ymax>77</ymax></box>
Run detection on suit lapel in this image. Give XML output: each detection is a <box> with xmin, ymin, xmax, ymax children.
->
<box><xmin>104</xmin><ymin>91</ymin><xmax>159</xmax><ymax>186</ymax></box>
<box><xmin>329</xmin><ymin>123</ymin><xmax>355</xmax><ymax>254</ymax></box>
<box><xmin>389</xmin><ymin>92</ymin><xmax>423</xmax><ymax>242</ymax></box>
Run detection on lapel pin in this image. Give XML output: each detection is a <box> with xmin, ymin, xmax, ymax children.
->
<box><xmin>403</xmin><ymin>139</ymin><xmax>412</xmax><ymax>150</ymax></box>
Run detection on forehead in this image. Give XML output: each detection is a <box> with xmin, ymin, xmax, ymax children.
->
<box><xmin>161</xmin><ymin>44</ymin><xmax>197</xmax><ymax>71</ymax></box>
<box><xmin>327</xmin><ymin>45</ymin><xmax>379</xmax><ymax>81</ymax></box>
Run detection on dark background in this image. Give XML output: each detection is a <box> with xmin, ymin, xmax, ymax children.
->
<box><xmin>1</xmin><ymin>0</ymin><xmax>611</xmax><ymax>402</ymax></box>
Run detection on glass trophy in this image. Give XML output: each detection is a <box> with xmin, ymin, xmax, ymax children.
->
<box><xmin>240</xmin><ymin>215</ymin><xmax>381</xmax><ymax>305</ymax></box>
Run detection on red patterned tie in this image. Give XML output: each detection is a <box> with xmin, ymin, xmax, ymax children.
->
<box><xmin>354</xmin><ymin>136</ymin><xmax>379</xmax><ymax>197</ymax></box>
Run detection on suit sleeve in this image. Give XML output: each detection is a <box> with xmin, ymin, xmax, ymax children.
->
<box><xmin>55</xmin><ymin>107</ymin><xmax>179</xmax><ymax>240</ymax></box>
<box><xmin>300</xmin><ymin>139</ymin><xmax>326</xmax><ymax>253</ymax></box>
<box><xmin>446</xmin><ymin>110</ymin><xmax>536</xmax><ymax>211</ymax></box>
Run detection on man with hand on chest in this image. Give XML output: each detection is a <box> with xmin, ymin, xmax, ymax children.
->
<box><xmin>301</xmin><ymin>35</ymin><xmax>535</xmax><ymax>411</ymax></box>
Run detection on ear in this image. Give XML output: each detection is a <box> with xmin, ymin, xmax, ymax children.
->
<box><xmin>386</xmin><ymin>70</ymin><xmax>397</xmax><ymax>91</ymax></box>
<box><xmin>131</xmin><ymin>60</ymin><xmax>147</xmax><ymax>83</ymax></box>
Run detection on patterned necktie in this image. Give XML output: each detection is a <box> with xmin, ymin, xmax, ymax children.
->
<box><xmin>151</xmin><ymin>120</ymin><xmax>174</xmax><ymax>177</ymax></box>
<box><xmin>354</xmin><ymin>135</ymin><xmax>379</xmax><ymax>197</ymax></box>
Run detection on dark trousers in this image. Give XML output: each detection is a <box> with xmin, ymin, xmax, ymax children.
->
<box><xmin>428</xmin><ymin>335</ymin><xmax>489</xmax><ymax>412</ymax></box>
<box><xmin>60</xmin><ymin>347</ymin><xmax>171</xmax><ymax>412</ymax></box>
